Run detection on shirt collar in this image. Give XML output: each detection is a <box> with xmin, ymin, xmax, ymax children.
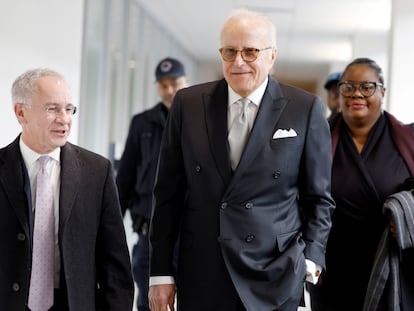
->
<box><xmin>228</xmin><ymin>77</ymin><xmax>269</xmax><ymax>107</ymax></box>
<box><xmin>19</xmin><ymin>136</ymin><xmax>61</xmax><ymax>169</ymax></box>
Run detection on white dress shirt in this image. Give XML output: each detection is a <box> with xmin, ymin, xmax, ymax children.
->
<box><xmin>227</xmin><ymin>77</ymin><xmax>268</xmax><ymax>131</ymax></box>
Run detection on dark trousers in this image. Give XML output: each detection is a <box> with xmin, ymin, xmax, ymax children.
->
<box><xmin>132</xmin><ymin>231</ymin><xmax>179</xmax><ymax>311</ymax></box>
<box><xmin>132</xmin><ymin>232</ymin><xmax>150</xmax><ymax>311</ymax></box>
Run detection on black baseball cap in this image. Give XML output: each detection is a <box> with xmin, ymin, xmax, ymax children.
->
<box><xmin>155</xmin><ymin>57</ymin><xmax>186</xmax><ymax>81</ymax></box>
<box><xmin>324</xmin><ymin>71</ymin><xmax>342</xmax><ymax>90</ymax></box>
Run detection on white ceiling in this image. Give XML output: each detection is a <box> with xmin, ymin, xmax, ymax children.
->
<box><xmin>137</xmin><ymin>0</ymin><xmax>391</xmax><ymax>65</ymax></box>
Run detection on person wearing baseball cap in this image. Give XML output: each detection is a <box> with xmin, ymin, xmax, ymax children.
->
<box><xmin>324</xmin><ymin>71</ymin><xmax>342</xmax><ymax>124</ymax></box>
<box><xmin>116</xmin><ymin>57</ymin><xmax>188</xmax><ymax>311</ymax></box>
<box><xmin>155</xmin><ymin>57</ymin><xmax>188</xmax><ymax>110</ymax></box>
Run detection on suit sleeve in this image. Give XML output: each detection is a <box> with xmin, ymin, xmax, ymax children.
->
<box><xmin>96</xmin><ymin>161</ymin><xmax>135</xmax><ymax>310</ymax></box>
<box><xmin>149</xmin><ymin>94</ymin><xmax>187</xmax><ymax>277</ymax></box>
<box><xmin>299</xmin><ymin>96</ymin><xmax>335</xmax><ymax>269</ymax></box>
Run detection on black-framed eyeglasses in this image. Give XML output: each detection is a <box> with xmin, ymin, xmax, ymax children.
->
<box><xmin>219</xmin><ymin>46</ymin><xmax>272</xmax><ymax>63</ymax></box>
<box><xmin>338</xmin><ymin>81</ymin><xmax>383</xmax><ymax>98</ymax></box>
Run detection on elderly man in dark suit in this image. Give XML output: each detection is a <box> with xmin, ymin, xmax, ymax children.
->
<box><xmin>148</xmin><ymin>8</ymin><xmax>335</xmax><ymax>311</ymax></box>
<box><xmin>0</xmin><ymin>68</ymin><xmax>134</xmax><ymax>311</ymax></box>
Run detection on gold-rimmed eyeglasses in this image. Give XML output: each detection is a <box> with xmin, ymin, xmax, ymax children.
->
<box><xmin>219</xmin><ymin>46</ymin><xmax>273</xmax><ymax>63</ymax></box>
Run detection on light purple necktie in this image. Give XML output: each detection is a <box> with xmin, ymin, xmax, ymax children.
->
<box><xmin>28</xmin><ymin>156</ymin><xmax>54</xmax><ymax>311</ymax></box>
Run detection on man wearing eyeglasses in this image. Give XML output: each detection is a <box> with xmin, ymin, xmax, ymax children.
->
<box><xmin>0</xmin><ymin>68</ymin><xmax>134</xmax><ymax>310</ymax></box>
<box><xmin>148</xmin><ymin>9</ymin><xmax>334</xmax><ymax>311</ymax></box>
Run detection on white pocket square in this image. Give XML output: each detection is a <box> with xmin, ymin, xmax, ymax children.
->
<box><xmin>272</xmin><ymin>128</ymin><xmax>298</xmax><ymax>139</ymax></box>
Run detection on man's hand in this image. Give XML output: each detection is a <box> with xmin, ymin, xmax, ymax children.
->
<box><xmin>390</xmin><ymin>219</ymin><xmax>398</xmax><ymax>239</ymax></box>
<box><xmin>148</xmin><ymin>284</ymin><xmax>176</xmax><ymax>311</ymax></box>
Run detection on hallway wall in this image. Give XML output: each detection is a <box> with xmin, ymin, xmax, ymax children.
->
<box><xmin>1</xmin><ymin>0</ymin><xmax>412</xmax><ymax>154</ymax></box>
<box><xmin>0</xmin><ymin>0</ymin><xmax>84</xmax><ymax>148</ymax></box>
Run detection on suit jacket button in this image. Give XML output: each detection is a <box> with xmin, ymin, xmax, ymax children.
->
<box><xmin>12</xmin><ymin>282</ymin><xmax>20</xmax><ymax>292</ymax></box>
<box><xmin>195</xmin><ymin>165</ymin><xmax>201</xmax><ymax>172</ymax></box>
<box><xmin>221</xmin><ymin>202</ymin><xmax>227</xmax><ymax>209</ymax></box>
<box><xmin>245</xmin><ymin>234</ymin><xmax>255</xmax><ymax>243</ymax></box>
<box><xmin>245</xmin><ymin>202</ymin><xmax>253</xmax><ymax>209</ymax></box>
<box><xmin>17</xmin><ymin>233</ymin><xmax>26</xmax><ymax>241</ymax></box>
<box><xmin>273</xmin><ymin>171</ymin><xmax>281</xmax><ymax>179</ymax></box>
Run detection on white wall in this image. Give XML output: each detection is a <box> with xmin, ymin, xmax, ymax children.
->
<box><xmin>79</xmin><ymin>0</ymin><xmax>200</xmax><ymax>158</ymax></box>
<box><xmin>387</xmin><ymin>0</ymin><xmax>414</xmax><ymax>123</ymax></box>
<box><xmin>0</xmin><ymin>0</ymin><xmax>84</xmax><ymax>148</ymax></box>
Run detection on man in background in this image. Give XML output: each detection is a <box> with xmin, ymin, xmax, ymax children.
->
<box><xmin>0</xmin><ymin>68</ymin><xmax>134</xmax><ymax>310</ymax></box>
<box><xmin>324</xmin><ymin>71</ymin><xmax>342</xmax><ymax>123</ymax></box>
<box><xmin>116</xmin><ymin>57</ymin><xmax>189</xmax><ymax>311</ymax></box>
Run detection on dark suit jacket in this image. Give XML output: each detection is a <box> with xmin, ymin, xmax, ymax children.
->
<box><xmin>150</xmin><ymin>78</ymin><xmax>335</xmax><ymax>310</ymax></box>
<box><xmin>116</xmin><ymin>102</ymin><xmax>167</xmax><ymax>222</ymax></box>
<box><xmin>0</xmin><ymin>136</ymin><xmax>134</xmax><ymax>311</ymax></box>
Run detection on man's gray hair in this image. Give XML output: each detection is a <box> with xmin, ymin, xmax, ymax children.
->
<box><xmin>11</xmin><ymin>68</ymin><xmax>65</xmax><ymax>106</ymax></box>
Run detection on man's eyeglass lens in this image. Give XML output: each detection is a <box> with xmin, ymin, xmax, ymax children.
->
<box><xmin>219</xmin><ymin>47</ymin><xmax>271</xmax><ymax>62</ymax></box>
<box><xmin>45</xmin><ymin>105</ymin><xmax>77</xmax><ymax>115</ymax></box>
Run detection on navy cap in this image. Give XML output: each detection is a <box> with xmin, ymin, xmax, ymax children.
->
<box><xmin>324</xmin><ymin>71</ymin><xmax>343</xmax><ymax>90</ymax></box>
<box><xmin>155</xmin><ymin>57</ymin><xmax>186</xmax><ymax>81</ymax></box>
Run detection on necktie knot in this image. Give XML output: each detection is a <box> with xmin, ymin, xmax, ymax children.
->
<box><xmin>238</xmin><ymin>97</ymin><xmax>250</xmax><ymax>115</ymax></box>
<box><xmin>228</xmin><ymin>98</ymin><xmax>252</xmax><ymax>170</ymax></box>
<box><xmin>240</xmin><ymin>97</ymin><xmax>250</xmax><ymax>106</ymax></box>
<box><xmin>38</xmin><ymin>155</ymin><xmax>50</xmax><ymax>171</ymax></box>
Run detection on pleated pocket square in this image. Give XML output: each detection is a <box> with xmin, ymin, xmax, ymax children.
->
<box><xmin>272</xmin><ymin>128</ymin><xmax>298</xmax><ymax>139</ymax></box>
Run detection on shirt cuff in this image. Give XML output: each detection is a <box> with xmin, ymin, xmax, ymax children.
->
<box><xmin>305</xmin><ymin>259</ymin><xmax>322</xmax><ymax>285</ymax></box>
<box><xmin>149</xmin><ymin>276</ymin><xmax>175</xmax><ymax>286</ymax></box>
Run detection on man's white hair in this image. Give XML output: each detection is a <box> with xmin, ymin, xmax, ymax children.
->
<box><xmin>11</xmin><ymin>68</ymin><xmax>66</xmax><ymax>106</ymax></box>
<box><xmin>220</xmin><ymin>8</ymin><xmax>277</xmax><ymax>48</ymax></box>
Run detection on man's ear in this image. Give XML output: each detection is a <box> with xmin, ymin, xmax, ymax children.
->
<box><xmin>14</xmin><ymin>103</ymin><xmax>25</xmax><ymax>124</ymax></box>
<box><xmin>271</xmin><ymin>48</ymin><xmax>278</xmax><ymax>62</ymax></box>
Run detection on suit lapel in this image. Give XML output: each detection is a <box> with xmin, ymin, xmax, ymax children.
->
<box><xmin>230</xmin><ymin>79</ymin><xmax>289</xmax><ymax>185</ymax></box>
<box><xmin>0</xmin><ymin>136</ymin><xmax>32</xmax><ymax>240</ymax></box>
<box><xmin>59</xmin><ymin>143</ymin><xmax>81</xmax><ymax>235</ymax></box>
<box><xmin>204</xmin><ymin>79</ymin><xmax>232</xmax><ymax>185</ymax></box>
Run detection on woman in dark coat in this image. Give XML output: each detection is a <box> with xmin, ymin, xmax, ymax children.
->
<box><xmin>309</xmin><ymin>58</ymin><xmax>414</xmax><ymax>310</ymax></box>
